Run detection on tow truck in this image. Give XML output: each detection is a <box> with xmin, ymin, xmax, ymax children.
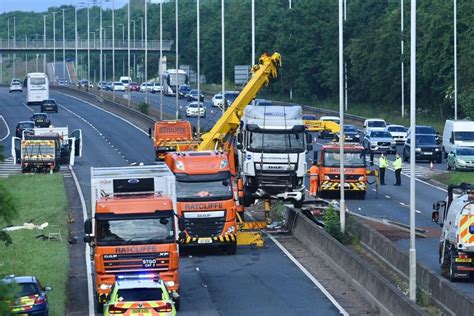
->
<box><xmin>153</xmin><ymin>120</ymin><xmax>195</xmax><ymax>161</ymax></box>
<box><xmin>11</xmin><ymin>126</ymin><xmax>82</xmax><ymax>172</ymax></box>
<box><xmin>313</xmin><ymin>143</ymin><xmax>377</xmax><ymax>199</ymax></box>
<box><xmin>165</xmin><ymin>150</ymin><xmax>238</xmax><ymax>254</ymax></box>
<box><xmin>83</xmin><ymin>165</ymin><xmax>180</xmax><ymax>312</ymax></box>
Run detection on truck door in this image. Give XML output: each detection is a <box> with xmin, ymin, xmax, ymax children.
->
<box><xmin>69</xmin><ymin>138</ymin><xmax>76</xmax><ymax>166</ymax></box>
<box><xmin>71</xmin><ymin>129</ymin><xmax>83</xmax><ymax>157</ymax></box>
<box><xmin>11</xmin><ymin>137</ymin><xmax>21</xmax><ymax>164</ymax></box>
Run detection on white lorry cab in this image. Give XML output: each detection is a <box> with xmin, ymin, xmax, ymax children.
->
<box><xmin>443</xmin><ymin>120</ymin><xmax>474</xmax><ymax>157</ymax></box>
<box><xmin>26</xmin><ymin>72</ymin><xmax>49</xmax><ymax>105</ymax></box>
<box><xmin>237</xmin><ymin>105</ymin><xmax>312</xmax><ymax>207</ymax></box>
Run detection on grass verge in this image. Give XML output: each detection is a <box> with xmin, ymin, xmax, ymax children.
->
<box><xmin>432</xmin><ymin>171</ymin><xmax>474</xmax><ymax>186</ymax></box>
<box><xmin>0</xmin><ymin>174</ymin><xmax>69</xmax><ymax>316</ymax></box>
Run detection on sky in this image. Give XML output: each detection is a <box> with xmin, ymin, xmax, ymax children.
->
<box><xmin>0</xmin><ymin>0</ymin><xmax>131</xmax><ymax>13</ymax></box>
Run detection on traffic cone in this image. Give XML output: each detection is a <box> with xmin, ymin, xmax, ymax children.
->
<box><xmin>430</xmin><ymin>161</ymin><xmax>434</xmax><ymax>170</ymax></box>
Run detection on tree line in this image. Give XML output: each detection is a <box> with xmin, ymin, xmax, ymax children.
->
<box><xmin>0</xmin><ymin>0</ymin><xmax>473</xmax><ymax>119</ymax></box>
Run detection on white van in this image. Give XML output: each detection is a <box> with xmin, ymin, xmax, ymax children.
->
<box><xmin>442</xmin><ymin>120</ymin><xmax>474</xmax><ymax>156</ymax></box>
<box><xmin>119</xmin><ymin>76</ymin><xmax>132</xmax><ymax>89</ymax></box>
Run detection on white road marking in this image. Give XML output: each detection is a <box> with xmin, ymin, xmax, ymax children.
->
<box><xmin>54</xmin><ymin>91</ymin><xmax>148</xmax><ymax>136</ymax></box>
<box><xmin>268</xmin><ymin>233</ymin><xmax>349</xmax><ymax>316</ymax></box>
<box><xmin>415</xmin><ymin>210</ymin><xmax>421</xmax><ymax>214</ymax></box>
<box><xmin>69</xmin><ymin>165</ymin><xmax>94</xmax><ymax>316</ymax></box>
<box><xmin>0</xmin><ymin>115</ymin><xmax>11</xmax><ymax>141</ymax></box>
<box><xmin>372</xmin><ymin>188</ymin><xmax>376</xmax><ymax>192</ymax></box>
<box><xmin>385</xmin><ymin>195</ymin><xmax>391</xmax><ymax>199</ymax></box>
<box><xmin>400</xmin><ymin>202</ymin><xmax>406</xmax><ymax>206</ymax></box>
<box><xmin>22</xmin><ymin>103</ymin><xmax>34</xmax><ymax>112</ymax></box>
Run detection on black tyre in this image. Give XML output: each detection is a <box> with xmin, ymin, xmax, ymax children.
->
<box><xmin>174</xmin><ymin>296</ymin><xmax>180</xmax><ymax>312</ymax></box>
<box><xmin>449</xmin><ymin>252</ymin><xmax>458</xmax><ymax>282</ymax></box>
<box><xmin>96</xmin><ymin>302</ymin><xmax>104</xmax><ymax>314</ymax></box>
<box><xmin>223</xmin><ymin>241</ymin><xmax>237</xmax><ymax>255</ymax></box>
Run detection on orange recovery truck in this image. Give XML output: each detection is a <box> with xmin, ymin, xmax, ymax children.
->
<box><xmin>83</xmin><ymin>165</ymin><xmax>180</xmax><ymax>312</ymax></box>
<box><xmin>313</xmin><ymin>143</ymin><xmax>377</xmax><ymax>199</ymax></box>
<box><xmin>153</xmin><ymin>120</ymin><xmax>194</xmax><ymax>161</ymax></box>
<box><xmin>165</xmin><ymin>150</ymin><xmax>238</xmax><ymax>254</ymax></box>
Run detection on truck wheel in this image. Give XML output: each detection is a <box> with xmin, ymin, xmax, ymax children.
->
<box><xmin>96</xmin><ymin>302</ymin><xmax>104</xmax><ymax>314</ymax></box>
<box><xmin>293</xmin><ymin>199</ymin><xmax>304</xmax><ymax>208</ymax></box>
<box><xmin>449</xmin><ymin>253</ymin><xmax>458</xmax><ymax>282</ymax></box>
<box><xmin>223</xmin><ymin>241</ymin><xmax>237</xmax><ymax>255</ymax></box>
<box><xmin>174</xmin><ymin>296</ymin><xmax>180</xmax><ymax>311</ymax></box>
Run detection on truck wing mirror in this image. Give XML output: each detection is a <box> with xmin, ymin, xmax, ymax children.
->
<box><xmin>237</xmin><ymin>133</ymin><xmax>243</xmax><ymax>144</ymax></box>
<box><xmin>237</xmin><ymin>144</ymin><xmax>243</xmax><ymax>150</ymax></box>
<box><xmin>313</xmin><ymin>150</ymin><xmax>319</xmax><ymax>163</ymax></box>
<box><xmin>449</xmin><ymin>137</ymin><xmax>453</xmax><ymax>143</ymax></box>
<box><xmin>84</xmin><ymin>218</ymin><xmax>92</xmax><ymax>235</ymax></box>
<box><xmin>83</xmin><ymin>235</ymin><xmax>92</xmax><ymax>243</ymax></box>
<box><xmin>306</xmin><ymin>133</ymin><xmax>313</xmax><ymax>144</ymax></box>
<box><xmin>432</xmin><ymin>210</ymin><xmax>440</xmax><ymax>224</ymax></box>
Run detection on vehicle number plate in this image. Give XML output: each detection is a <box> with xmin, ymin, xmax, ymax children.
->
<box><xmin>132</xmin><ymin>309</ymin><xmax>148</xmax><ymax>314</ymax></box>
<box><xmin>423</xmin><ymin>152</ymin><xmax>432</xmax><ymax>155</ymax></box>
<box><xmin>198</xmin><ymin>238</ymin><xmax>212</xmax><ymax>244</ymax></box>
<box><xmin>455</xmin><ymin>258</ymin><xmax>472</xmax><ymax>263</ymax></box>
<box><xmin>142</xmin><ymin>259</ymin><xmax>157</xmax><ymax>268</ymax></box>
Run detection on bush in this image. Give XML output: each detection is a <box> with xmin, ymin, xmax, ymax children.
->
<box><xmin>323</xmin><ymin>205</ymin><xmax>358</xmax><ymax>245</ymax></box>
<box><xmin>138</xmin><ymin>102</ymin><xmax>149</xmax><ymax>114</ymax></box>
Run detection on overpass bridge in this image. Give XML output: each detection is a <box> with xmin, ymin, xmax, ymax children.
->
<box><xmin>0</xmin><ymin>39</ymin><xmax>174</xmax><ymax>54</ymax></box>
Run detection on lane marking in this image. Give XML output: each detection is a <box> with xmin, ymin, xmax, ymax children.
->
<box><xmin>0</xmin><ymin>115</ymin><xmax>11</xmax><ymax>141</ymax></box>
<box><xmin>400</xmin><ymin>202</ymin><xmax>406</xmax><ymax>206</ymax></box>
<box><xmin>69</xmin><ymin>165</ymin><xmax>94</xmax><ymax>316</ymax></box>
<box><xmin>385</xmin><ymin>195</ymin><xmax>391</xmax><ymax>199</ymax></box>
<box><xmin>268</xmin><ymin>233</ymin><xmax>349</xmax><ymax>316</ymax></box>
<box><xmin>54</xmin><ymin>91</ymin><xmax>148</xmax><ymax>136</ymax></box>
<box><xmin>22</xmin><ymin>102</ymin><xmax>34</xmax><ymax>112</ymax></box>
<box><xmin>416</xmin><ymin>210</ymin><xmax>421</xmax><ymax>214</ymax></box>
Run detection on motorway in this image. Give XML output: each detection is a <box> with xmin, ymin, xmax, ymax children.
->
<box><xmin>0</xmin><ymin>87</ymin><xmax>345</xmax><ymax>315</ymax></box>
<box><xmin>102</xmin><ymin>89</ymin><xmax>474</xmax><ymax>297</ymax></box>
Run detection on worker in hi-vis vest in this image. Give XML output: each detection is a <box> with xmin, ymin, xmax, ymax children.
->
<box><xmin>309</xmin><ymin>162</ymin><xmax>319</xmax><ymax>197</ymax></box>
<box><xmin>379</xmin><ymin>153</ymin><xmax>388</xmax><ymax>185</ymax></box>
<box><xmin>393</xmin><ymin>153</ymin><xmax>402</xmax><ymax>186</ymax></box>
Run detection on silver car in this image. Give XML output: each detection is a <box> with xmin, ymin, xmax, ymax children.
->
<box><xmin>363</xmin><ymin>130</ymin><xmax>396</xmax><ymax>153</ymax></box>
<box><xmin>447</xmin><ymin>146</ymin><xmax>474</xmax><ymax>171</ymax></box>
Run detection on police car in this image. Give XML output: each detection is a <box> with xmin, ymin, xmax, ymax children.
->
<box><xmin>1</xmin><ymin>275</ymin><xmax>52</xmax><ymax>316</ymax></box>
<box><xmin>104</xmin><ymin>275</ymin><xmax>177</xmax><ymax>316</ymax></box>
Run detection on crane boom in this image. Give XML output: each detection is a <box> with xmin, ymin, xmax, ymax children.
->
<box><xmin>197</xmin><ymin>52</ymin><xmax>281</xmax><ymax>151</ymax></box>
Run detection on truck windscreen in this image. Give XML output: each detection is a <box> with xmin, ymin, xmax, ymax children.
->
<box><xmin>323</xmin><ymin>151</ymin><xmax>366</xmax><ymax>167</ymax></box>
<box><xmin>248</xmin><ymin>131</ymin><xmax>305</xmax><ymax>153</ymax></box>
<box><xmin>176</xmin><ymin>179</ymin><xmax>232</xmax><ymax>202</ymax></box>
<box><xmin>454</xmin><ymin>132</ymin><xmax>474</xmax><ymax>141</ymax></box>
<box><xmin>96</xmin><ymin>215</ymin><xmax>175</xmax><ymax>246</ymax></box>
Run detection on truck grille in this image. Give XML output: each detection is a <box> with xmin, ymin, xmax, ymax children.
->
<box><xmin>184</xmin><ymin>211</ymin><xmax>226</xmax><ymax>237</ymax></box>
<box><xmin>255</xmin><ymin>170</ymin><xmax>296</xmax><ymax>188</ymax></box>
<box><xmin>326</xmin><ymin>174</ymin><xmax>361</xmax><ymax>181</ymax></box>
<box><xmin>377</xmin><ymin>142</ymin><xmax>391</xmax><ymax>146</ymax></box>
<box><xmin>103</xmin><ymin>252</ymin><xmax>170</xmax><ymax>274</ymax></box>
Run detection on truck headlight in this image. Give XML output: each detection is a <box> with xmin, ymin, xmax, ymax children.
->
<box><xmin>175</xmin><ymin>161</ymin><xmax>185</xmax><ymax>171</ymax></box>
<box><xmin>99</xmin><ymin>284</ymin><xmax>112</xmax><ymax>290</ymax></box>
<box><xmin>435</xmin><ymin>148</ymin><xmax>440</xmax><ymax>151</ymax></box>
<box><xmin>358</xmin><ymin>176</ymin><xmax>365</xmax><ymax>181</ymax></box>
<box><xmin>219</xmin><ymin>159</ymin><xmax>228</xmax><ymax>169</ymax></box>
<box><xmin>165</xmin><ymin>281</ymin><xmax>175</xmax><ymax>287</ymax></box>
<box><xmin>324</xmin><ymin>175</ymin><xmax>330</xmax><ymax>180</ymax></box>
<box><xmin>415</xmin><ymin>148</ymin><xmax>421</xmax><ymax>152</ymax></box>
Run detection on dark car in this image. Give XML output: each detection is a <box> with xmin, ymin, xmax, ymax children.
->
<box><xmin>128</xmin><ymin>82</ymin><xmax>140</xmax><ymax>92</ymax></box>
<box><xmin>407</xmin><ymin>125</ymin><xmax>441</xmax><ymax>144</ymax></box>
<box><xmin>335</xmin><ymin>124</ymin><xmax>361</xmax><ymax>143</ymax></box>
<box><xmin>30</xmin><ymin>113</ymin><xmax>51</xmax><ymax>128</ymax></box>
<box><xmin>178</xmin><ymin>84</ymin><xmax>192</xmax><ymax>98</ymax></box>
<box><xmin>187</xmin><ymin>89</ymin><xmax>204</xmax><ymax>102</ymax></box>
<box><xmin>1</xmin><ymin>275</ymin><xmax>52</xmax><ymax>316</ymax></box>
<box><xmin>15</xmin><ymin>121</ymin><xmax>35</xmax><ymax>138</ymax></box>
<box><xmin>403</xmin><ymin>134</ymin><xmax>442</xmax><ymax>163</ymax></box>
<box><xmin>40</xmin><ymin>99</ymin><xmax>58</xmax><ymax>113</ymax></box>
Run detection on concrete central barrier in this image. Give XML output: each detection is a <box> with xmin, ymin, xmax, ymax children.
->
<box><xmin>287</xmin><ymin>208</ymin><xmax>427</xmax><ymax>316</ymax></box>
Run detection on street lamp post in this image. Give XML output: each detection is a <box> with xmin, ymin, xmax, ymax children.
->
<box><xmin>401</xmin><ymin>0</ymin><xmax>405</xmax><ymax>118</ymax></box>
<box><xmin>221</xmin><ymin>0</ymin><xmax>225</xmax><ymax>116</ymax></box>
<box><xmin>112</xmin><ymin>0</ymin><xmax>115</xmax><ymax>100</ymax></box>
<box><xmin>197</xmin><ymin>0</ymin><xmax>201</xmax><ymax>137</ymax></box>
<box><xmin>132</xmin><ymin>19</ymin><xmax>136</xmax><ymax>79</ymax></box>
<box><xmin>409</xmin><ymin>0</ymin><xmax>417</xmax><ymax>302</ymax></box>
<box><xmin>454</xmin><ymin>0</ymin><xmax>458</xmax><ymax>120</ymax></box>
<box><xmin>338</xmin><ymin>0</ymin><xmax>346</xmax><ymax>233</ymax></box>
<box><xmin>100</xmin><ymin>3</ymin><xmax>103</xmax><ymax>85</ymax></box>
<box><xmin>128</xmin><ymin>0</ymin><xmax>131</xmax><ymax>106</ymax></box>
<box><xmin>13</xmin><ymin>16</ymin><xmax>16</xmax><ymax>78</ymax></box>
<box><xmin>175</xmin><ymin>0</ymin><xmax>179</xmax><ymax>119</ymax></box>
<box><xmin>87</xmin><ymin>6</ymin><xmax>90</xmax><ymax>85</ymax></box>
<box><xmin>144</xmin><ymin>0</ymin><xmax>148</xmax><ymax>104</ymax></box>
<box><xmin>52</xmin><ymin>12</ymin><xmax>56</xmax><ymax>78</ymax></box>
<box><xmin>75</xmin><ymin>7</ymin><xmax>78</xmax><ymax>81</ymax></box>
<box><xmin>43</xmin><ymin>15</ymin><xmax>47</xmax><ymax>73</ymax></box>
<box><xmin>139</xmin><ymin>17</ymin><xmax>144</xmax><ymax>49</ymax></box>
<box><xmin>159</xmin><ymin>0</ymin><xmax>163</xmax><ymax>119</ymax></box>
<box><xmin>120</xmin><ymin>23</ymin><xmax>125</xmax><ymax>76</ymax></box>
<box><xmin>251</xmin><ymin>0</ymin><xmax>255</xmax><ymax>64</ymax></box>
<box><xmin>62</xmin><ymin>9</ymin><xmax>66</xmax><ymax>82</ymax></box>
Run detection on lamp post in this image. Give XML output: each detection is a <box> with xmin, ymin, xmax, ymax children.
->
<box><xmin>401</xmin><ymin>0</ymin><xmax>405</xmax><ymax>118</ymax></box>
<box><xmin>132</xmin><ymin>19</ymin><xmax>136</xmax><ymax>79</ymax></box>
<box><xmin>251</xmin><ymin>0</ymin><xmax>255</xmax><ymax>64</ymax></box>
<box><xmin>144</xmin><ymin>0</ymin><xmax>148</xmax><ymax>104</ymax></box>
<box><xmin>43</xmin><ymin>15</ymin><xmax>47</xmax><ymax>73</ymax></box>
<box><xmin>13</xmin><ymin>16</ymin><xmax>16</xmax><ymax>77</ymax></box>
<box><xmin>221</xmin><ymin>0</ymin><xmax>225</xmax><ymax>116</ymax></box>
<box><xmin>454</xmin><ymin>0</ymin><xmax>458</xmax><ymax>120</ymax></box>
<box><xmin>175</xmin><ymin>0</ymin><xmax>179</xmax><ymax>119</ymax></box>
<box><xmin>338</xmin><ymin>0</ymin><xmax>346</xmax><ymax>233</ymax></box>
<box><xmin>52</xmin><ymin>12</ymin><xmax>56</xmax><ymax>78</ymax></box>
<box><xmin>159</xmin><ymin>0</ymin><xmax>163</xmax><ymax>119</ymax></box>
<box><xmin>75</xmin><ymin>7</ymin><xmax>78</xmax><ymax>81</ymax></box>
<box><xmin>112</xmin><ymin>0</ymin><xmax>115</xmax><ymax>100</ymax></box>
<box><xmin>87</xmin><ymin>6</ymin><xmax>90</xmax><ymax>84</ymax></box>
<box><xmin>409</xmin><ymin>0</ymin><xmax>417</xmax><ymax>302</ymax></box>
<box><xmin>197</xmin><ymin>0</ymin><xmax>201</xmax><ymax>137</ymax></box>
<box><xmin>100</xmin><ymin>3</ymin><xmax>103</xmax><ymax>85</ymax></box>
<box><xmin>139</xmin><ymin>17</ymin><xmax>144</xmax><ymax>49</ymax></box>
<box><xmin>128</xmin><ymin>0</ymin><xmax>131</xmax><ymax>106</ymax></box>
<box><xmin>120</xmin><ymin>23</ymin><xmax>125</xmax><ymax>76</ymax></box>
<box><xmin>62</xmin><ymin>8</ymin><xmax>66</xmax><ymax>82</ymax></box>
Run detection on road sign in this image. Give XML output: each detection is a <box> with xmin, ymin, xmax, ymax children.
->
<box><xmin>234</xmin><ymin>65</ymin><xmax>250</xmax><ymax>85</ymax></box>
